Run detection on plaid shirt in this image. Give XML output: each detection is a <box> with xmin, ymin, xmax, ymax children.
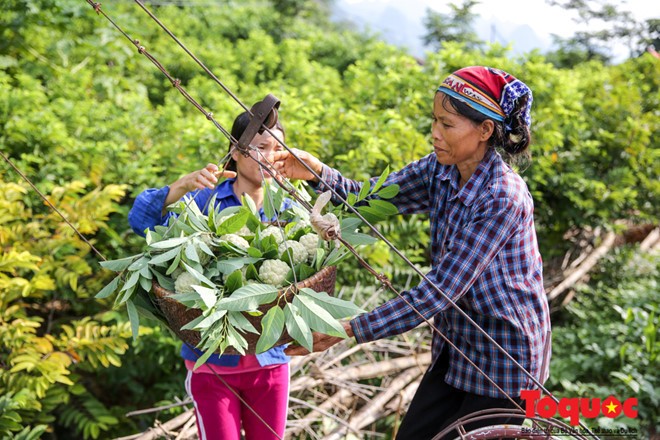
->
<box><xmin>318</xmin><ymin>150</ymin><xmax>551</xmax><ymax>398</ymax></box>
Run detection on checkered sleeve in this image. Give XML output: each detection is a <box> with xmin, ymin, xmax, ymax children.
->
<box><xmin>316</xmin><ymin>154</ymin><xmax>436</xmax><ymax>215</ymax></box>
<box><xmin>351</xmin><ymin>195</ymin><xmax>522</xmax><ymax>343</ymax></box>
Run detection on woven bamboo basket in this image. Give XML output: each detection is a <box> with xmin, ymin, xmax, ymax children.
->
<box><xmin>152</xmin><ymin>265</ymin><xmax>337</xmax><ymax>355</ymax></box>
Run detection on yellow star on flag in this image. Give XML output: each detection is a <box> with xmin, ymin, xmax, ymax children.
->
<box><xmin>605</xmin><ymin>401</ymin><xmax>618</xmax><ymax>414</ymax></box>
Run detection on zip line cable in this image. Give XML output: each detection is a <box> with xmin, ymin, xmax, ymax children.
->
<box><xmin>3</xmin><ymin>1</ymin><xmax>600</xmax><ymax>437</ymax></box>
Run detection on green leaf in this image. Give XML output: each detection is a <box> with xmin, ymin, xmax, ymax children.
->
<box><xmin>245</xmin><ymin>263</ymin><xmax>260</xmax><ymax>281</ymax></box>
<box><xmin>149</xmin><ymin>246</ymin><xmax>181</xmax><ymax>266</ymax></box>
<box><xmin>181</xmin><ymin>309</ymin><xmax>227</xmax><ymax>330</ymax></box>
<box><xmin>372</xmin><ymin>165</ymin><xmax>390</xmax><ymax>193</ymax></box>
<box><xmin>125</xmin><ymin>299</ymin><xmax>140</xmax><ymax>342</ymax></box>
<box><xmin>377</xmin><ymin>184</ymin><xmax>400</xmax><ymax>199</ymax></box>
<box><xmin>225</xmin><ymin>270</ymin><xmax>244</xmax><ymax>294</ymax></box>
<box><xmin>138</xmin><ymin>274</ymin><xmax>152</xmax><ymax>292</ymax></box>
<box><xmin>199</xmin><ymin>240</ymin><xmax>216</xmax><ymax>258</ymax></box>
<box><xmin>342</xmin><ymin>230</ymin><xmax>378</xmax><ymax>246</ymax></box>
<box><xmin>357</xmin><ymin>178</ymin><xmax>371</xmax><ymax>202</ymax></box>
<box><xmin>217</xmin><ymin>284</ymin><xmax>279</xmax><ymax>311</ymax></box>
<box><xmin>169</xmin><ymin>291</ymin><xmax>202</xmax><ymax>307</ymax></box>
<box><xmin>247</xmin><ymin>246</ymin><xmax>263</xmax><ymax>258</ymax></box>
<box><xmin>182</xmin><ymin>262</ymin><xmax>215</xmax><ymax>287</ymax></box>
<box><xmin>128</xmin><ymin>256</ymin><xmax>149</xmax><ymax>271</ymax></box>
<box><xmin>256</xmin><ymin>306</ymin><xmax>285</xmax><ymax>353</ymax></box>
<box><xmin>228</xmin><ymin>311</ymin><xmax>259</xmax><ymax>334</ymax></box>
<box><xmin>95</xmin><ymin>275</ymin><xmax>121</xmax><ymax>299</ymax></box>
<box><xmin>184</xmin><ymin>242</ymin><xmax>201</xmax><ymax>264</ymax></box>
<box><xmin>207</xmin><ymin>198</ymin><xmax>216</xmax><ymax>231</ymax></box>
<box><xmin>299</xmin><ymin>288</ymin><xmax>365</xmax><ymax>319</ymax></box>
<box><xmin>367</xmin><ymin>199</ymin><xmax>399</xmax><ymax>217</ymax></box>
<box><xmin>99</xmin><ymin>255</ymin><xmax>140</xmax><ymax>272</ymax></box>
<box><xmin>314</xmin><ymin>248</ymin><xmax>326</xmax><ymax>271</ymax></box>
<box><xmin>115</xmin><ymin>282</ymin><xmax>140</xmax><ymax>305</ymax></box>
<box><xmin>151</xmin><ymin>269</ymin><xmax>175</xmax><ymax>291</ymax></box>
<box><xmin>166</xmin><ymin>250</ymin><xmax>182</xmax><ymax>275</ymax></box>
<box><xmin>294</xmin><ymin>294</ymin><xmax>347</xmax><ymax>337</ymax></box>
<box><xmin>193</xmin><ymin>338</ymin><xmax>224</xmax><ymax>370</ymax></box>
<box><xmin>191</xmin><ymin>285</ymin><xmax>218</xmax><ymax>310</ymax></box>
<box><xmin>242</xmin><ymin>193</ymin><xmax>258</xmax><ymax>216</ymax></box>
<box><xmin>356</xmin><ymin>205</ymin><xmax>388</xmax><ymax>223</ymax></box>
<box><xmin>148</xmin><ymin>236</ymin><xmax>190</xmax><ymax>250</ymax></box>
<box><xmin>263</xmin><ymin>180</ymin><xmax>284</xmax><ymax>219</ymax></box>
<box><xmin>216</xmin><ymin>259</ymin><xmax>245</xmax><ymax>275</ymax></box>
<box><xmin>340</xmin><ymin>217</ymin><xmax>363</xmax><ymax>233</ymax></box>
<box><xmin>323</xmin><ymin>247</ymin><xmax>352</xmax><ymax>267</ymax></box>
<box><xmin>298</xmin><ymin>263</ymin><xmax>317</xmax><ymax>281</ymax></box>
<box><xmin>216</xmin><ymin>208</ymin><xmax>250</xmax><ymax>235</ymax></box>
<box><xmin>226</xmin><ymin>324</ymin><xmax>248</xmax><ymax>355</ymax></box>
<box><xmin>284</xmin><ymin>302</ymin><xmax>313</xmax><ymax>353</ymax></box>
<box><xmin>120</xmin><ymin>270</ymin><xmax>141</xmax><ymax>293</ymax></box>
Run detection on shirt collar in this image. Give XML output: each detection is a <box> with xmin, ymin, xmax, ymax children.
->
<box><xmin>437</xmin><ymin>149</ymin><xmax>499</xmax><ymax>207</ymax></box>
<box><xmin>214</xmin><ymin>178</ymin><xmax>240</xmax><ymax>203</ymax></box>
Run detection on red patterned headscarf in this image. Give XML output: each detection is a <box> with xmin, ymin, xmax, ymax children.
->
<box><xmin>437</xmin><ymin>66</ymin><xmax>533</xmax><ymax>129</ymax></box>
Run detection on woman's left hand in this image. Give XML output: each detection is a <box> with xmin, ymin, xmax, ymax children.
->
<box><xmin>284</xmin><ymin>321</ymin><xmax>354</xmax><ymax>356</ymax></box>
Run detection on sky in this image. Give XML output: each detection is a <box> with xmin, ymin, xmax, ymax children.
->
<box><xmin>338</xmin><ymin>0</ymin><xmax>660</xmax><ymax>60</ymax></box>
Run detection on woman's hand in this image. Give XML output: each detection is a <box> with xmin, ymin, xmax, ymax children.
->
<box><xmin>163</xmin><ymin>163</ymin><xmax>236</xmax><ymax>214</ymax></box>
<box><xmin>179</xmin><ymin>163</ymin><xmax>236</xmax><ymax>192</ymax></box>
<box><xmin>284</xmin><ymin>321</ymin><xmax>354</xmax><ymax>356</ymax></box>
<box><xmin>271</xmin><ymin>148</ymin><xmax>323</xmax><ymax>182</ymax></box>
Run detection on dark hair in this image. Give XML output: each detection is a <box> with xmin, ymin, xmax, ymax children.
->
<box><xmin>225</xmin><ymin>109</ymin><xmax>286</xmax><ymax>172</ymax></box>
<box><xmin>439</xmin><ymin>93</ymin><xmax>531</xmax><ymax>165</ymax></box>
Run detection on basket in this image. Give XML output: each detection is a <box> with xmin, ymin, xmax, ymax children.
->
<box><xmin>152</xmin><ymin>265</ymin><xmax>337</xmax><ymax>355</ymax></box>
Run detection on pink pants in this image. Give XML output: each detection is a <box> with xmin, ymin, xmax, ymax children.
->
<box><xmin>184</xmin><ymin>364</ymin><xmax>289</xmax><ymax>440</ymax></box>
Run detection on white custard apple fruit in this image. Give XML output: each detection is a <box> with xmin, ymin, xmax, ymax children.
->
<box><xmin>174</xmin><ymin>271</ymin><xmax>198</xmax><ymax>294</ymax></box>
<box><xmin>289</xmin><ymin>218</ymin><xmax>311</xmax><ymax>235</ymax></box>
<box><xmin>299</xmin><ymin>233</ymin><xmax>321</xmax><ymax>261</ymax></box>
<box><xmin>219</xmin><ymin>233</ymin><xmax>250</xmax><ymax>250</ymax></box>
<box><xmin>260</xmin><ymin>225</ymin><xmax>286</xmax><ymax>244</ymax></box>
<box><xmin>258</xmin><ymin>259</ymin><xmax>290</xmax><ymax>287</ymax></box>
<box><xmin>235</xmin><ymin>225</ymin><xmax>252</xmax><ymax>237</ymax></box>
<box><xmin>278</xmin><ymin>240</ymin><xmax>308</xmax><ymax>266</ymax></box>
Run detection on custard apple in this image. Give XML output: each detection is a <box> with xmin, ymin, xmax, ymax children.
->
<box><xmin>258</xmin><ymin>259</ymin><xmax>290</xmax><ymax>287</ymax></box>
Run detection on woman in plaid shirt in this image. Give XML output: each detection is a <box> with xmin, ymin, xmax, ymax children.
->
<box><xmin>275</xmin><ymin>66</ymin><xmax>551</xmax><ymax>439</ymax></box>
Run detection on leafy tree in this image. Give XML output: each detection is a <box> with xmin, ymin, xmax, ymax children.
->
<box><xmin>421</xmin><ymin>0</ymin><xmax>483</xmax><ymax>52</ymax></box>
<box><xmin>548</xmin><ymin>249</ymin><xmax>659</xmax><ymax>436</ymax></box>
<box><xmin>546</xmin><ymin>0</ymin><xmax>652</xmax><ymax>66</ymax></box>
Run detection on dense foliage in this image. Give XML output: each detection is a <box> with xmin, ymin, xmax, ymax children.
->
<box><xmin>1</xmin><ymin>0</ymin><xmax>658</xmax><ymax>438</ymax></box>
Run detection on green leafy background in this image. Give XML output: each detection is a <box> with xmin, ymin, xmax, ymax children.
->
<box><xmin>0</xmin><ymin>0</ymin><xmax>658</xmax><ymax>438</ymax></box>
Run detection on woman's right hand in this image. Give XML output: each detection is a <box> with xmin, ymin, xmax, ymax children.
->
<box><xmin>271</xmin><ymin>148</ymin><xmax>323</xmax><ymax>182</ymax></box>
<box><xmin>163</xmin><ymin>163</ymin><xmax>236</xmax><ymax>213</ymax></box>
<box><xmin>176</xmin><ymin>163</ymin><xmax>237</xmax><ymax>192</ymax></box>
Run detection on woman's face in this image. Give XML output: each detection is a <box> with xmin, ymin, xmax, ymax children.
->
<box><xmin>232</xmin><ymin>128</ymin><xmax>285</xmax><ymax>186</ymax></box>
<box><xmin>431</xmin><ymin>93</ymin><xmax>490</xmax><ymax>167</ymax></box>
